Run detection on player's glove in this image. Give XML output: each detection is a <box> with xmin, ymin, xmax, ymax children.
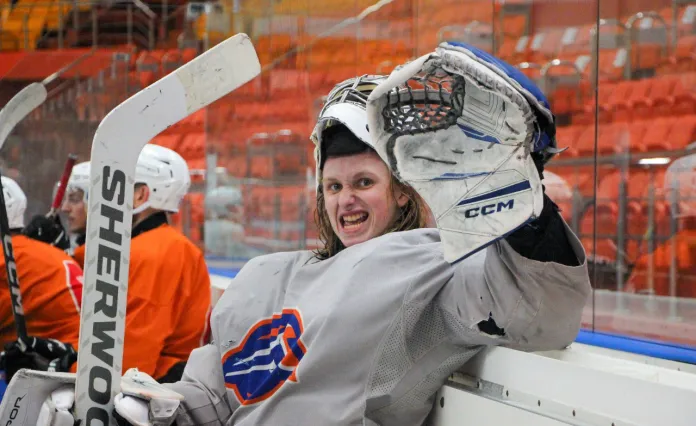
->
<box><xmin>112</xmin><ymin>369</ymin><xmax>185</xmax><ymax>426</ymax></box>
<box><xmin>366</xmin><ymin>41</ymin><xmax>562</xmax><ymax>263</ymax></box>
<box><xmin>0</xmin><ymin>337</ymin><xmax>77</xmax><ymax>384</ymax></box>
<box><xmin>23</xmin><ymin>214</ymin><xmax>70</xmax><ymax>251</ymax></box>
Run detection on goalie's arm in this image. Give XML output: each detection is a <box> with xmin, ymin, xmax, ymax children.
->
<box><xmin>503</xmin><ymin>192</ymin><xmax>581</xmax><ymax>267</ymax></box>
<box><xmin>435</xmin><ymin>194</ymin><xmax>591</xmax><ymax>351</ymax></box>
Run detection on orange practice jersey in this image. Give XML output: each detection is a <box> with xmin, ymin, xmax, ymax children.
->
<box><xmin>0</xmin><ymin>235</ymin><xmax>83</xmax><ymax>349</ymax></box>
<box><xmin>121</xmin><ymin>219</ymin><xmax>211</xmax><ymax>379</ymax></box>
<box><xmin>72</xmin><ymin>243</ymin><xmax>85</xmax><ymax>269</ymax></box>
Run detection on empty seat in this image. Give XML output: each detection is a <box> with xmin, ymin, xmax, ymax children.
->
<box><xmin>638</xmin><ymin>117</ymin><xmax>675</xmax><ymax>152</ymax></box>
<box><xmin>579</xmin><ymin>170</ymin><xmax>655</xmax><ymax>264</ymax></box>
<box><xmin>625</xmin><ymin>230</ymin><xmax>696</xmax><ymax>298</ymax></box>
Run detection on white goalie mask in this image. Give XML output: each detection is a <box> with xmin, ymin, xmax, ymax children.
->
<box><xmin>310</xmin><ymin>75</ymin><xmax>388</xmax><ymax>189</ymax></box>
<box><xmin>366</xmin><ymin>41</ymin><xmax>560</xmax><ymax>263</ymax></box>
<box><xmin>133</xmin><ymin>144</ymin><xmax>191</xmax><ymax>214</ymax></box>
<box><xmin>2</xmin><ymin>176</ymin><xmax>26</xmax><ymax>229</ymax></box>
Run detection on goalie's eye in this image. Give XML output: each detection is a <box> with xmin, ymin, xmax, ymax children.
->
<box><xmin>357</xmin><ymin>177</ymin><xmax>373</xmax><ymax>188</ymax></box>
<box><xmin>326</xmin><ymin>182</ymin><xmax>342</xmax><ymax>192</ymax></box>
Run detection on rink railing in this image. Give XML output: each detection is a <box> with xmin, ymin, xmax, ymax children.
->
<box><xmin>0</xmin><ymin>0</ymin><xmax>181</xmax><ymax>51</ymax></box>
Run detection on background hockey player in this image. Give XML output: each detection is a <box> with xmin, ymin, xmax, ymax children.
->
<box><xmin>0</xmin><ymin>176</ymin><xmax>83</xmax><ymax>382</ymax></box>
<box><xmin>23</xmin><ymin>161</ymin><xmax>89</xmax><ymax>266</ymax></box>
<box><xmin>60</xmin><ymin>162</ymin><xmax>89</xmax><ymax>266</ymax></box>
<box><xmin>21</xmin><ymin>161</ymin><xmax>88</xmax><ymax>259</ymax></box>
<box><xmin>0</xmin><ymin>42</ymin><xmax>591</xmax><ymax>426</ymax></box>
<box><xmin>5</xmin><ymin>145</ymin><xmax>211</xmax><ymax>384</ymax></box>
<box><xmin>119</xmin><ymin>144</ymin><xmax>212</xmax><ymax>382</ymax></box>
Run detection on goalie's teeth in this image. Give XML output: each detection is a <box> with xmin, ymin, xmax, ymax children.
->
<box><xmin>341</xmin><ymin>212</ymin><xmax>368</xmax><ymax>228</ymax></box>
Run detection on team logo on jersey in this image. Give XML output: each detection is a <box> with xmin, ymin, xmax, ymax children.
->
<box><xmin>222</xmin><ymin>308</ymin><xmax>306</xmax><ymax>405</ymax></box>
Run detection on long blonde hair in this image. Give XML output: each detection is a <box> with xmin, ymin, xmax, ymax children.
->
<box><xmin>313</xmin><ymin>169</ymin><xmax>429</xmax><ymax>260</ymax></box>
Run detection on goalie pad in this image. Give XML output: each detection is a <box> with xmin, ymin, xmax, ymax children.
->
<box><xmin>0</xmin><ymin>369</ymin><xmax>75</xmax><ymax>426</ymax></box>
<box><xmin>366</xmin><ymin>41</ymin><xmax>558</xmax><ymax>263</ymax></box>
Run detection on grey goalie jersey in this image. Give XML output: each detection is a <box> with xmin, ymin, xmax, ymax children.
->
<box><xmin>166</xmin><ymin>224</ymin><xmax>590</xmax><ymax>426</ymax></box>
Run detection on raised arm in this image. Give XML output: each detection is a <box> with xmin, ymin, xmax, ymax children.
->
<box><xmin>438</xmin><ymin>193</ymin><xmax>590</xmax><ymax>351</ymax></box>
<box><xmin>365</xmin><ymin>41</ymin><xmax>592</xmax><ymax>352</ymax></box>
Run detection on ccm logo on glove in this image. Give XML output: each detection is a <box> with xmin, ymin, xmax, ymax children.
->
<box><xmin>463</xmin><ymin>199</ymin><xmax>514</xmax><ymax>219</ymax></box>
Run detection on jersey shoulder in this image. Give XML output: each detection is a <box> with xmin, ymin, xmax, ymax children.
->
<box><xmin>131</xmin><ymin>224</ymin><xmax>203</xmax><ymax>261</ymax></box>
<box><xmin>239</xmin><ymin>249</ymin><xmax>314</xmax><ymax>276</ymax></box>
<box><xmin>72</xmin><ymin>244</ymin><xmax>85</xmax><ymax>268</ymax></box>
<box><xmin>338</xmin><ymin>228</ymin><xmax>445</xmax><ymax>265</ymax></box>
<box><xmin>13</xmin><ymin>235</ymin><xmax>81</xmax><ymax>267</ymax></box>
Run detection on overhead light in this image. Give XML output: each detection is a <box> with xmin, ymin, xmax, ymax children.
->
<box><xmin>639</xmin><ymin>157</ymin><xmax>671</xmax><ymax>165</ymax></box>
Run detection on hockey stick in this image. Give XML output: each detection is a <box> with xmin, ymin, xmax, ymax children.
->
<box><xmin>74</xmin><ymin>33</ymin><xmax>260</xmax><ymax>425</ymax></box>
<box><xmin>0</xmin><ymin>168</ymin><xmax>28</xmax><ymax>350</ymax></box>
<box><xmin>0</xmin><ymin>83</ymin><xmax>49</xmax><ymax>351</ymax></box>
<box><xmin>48</xmin><ymin>153</ymin><xmax>78</xmax><ymax>218</ymax></box>
<box><xmin>0</xmin><ymin>83</ymin><xmax>47</xmax><ymax>149</ymax></box>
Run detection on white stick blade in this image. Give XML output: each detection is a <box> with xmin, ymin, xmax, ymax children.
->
<box><xmin>0</xmin><ymin>83</ymin><xmax>47</xmax><ymax>148</ymax></box>
<box><xmin>176</xmin><ymin>33</ymin><xmax>261</xmax><ymax>115</ymax></box>
<box><xmin>74</xmin><ymin>33</ymin><xmax>261</xmax><ymax>426</ymax></box>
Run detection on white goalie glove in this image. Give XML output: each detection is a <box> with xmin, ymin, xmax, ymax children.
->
<box><xmin>366</xmin><ymin>41</ymin><xmax>562</xmax><ymax>263</ymax></box>
<box><xmin>0</xmin><ymin>369</ymin><xmax>183</xmax><ymax>426</ymax></box>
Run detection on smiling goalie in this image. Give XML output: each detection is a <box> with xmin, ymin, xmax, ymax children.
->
<box><xmin>0</xmin><ymin>41</ymin><xmax>588</xmax><ymax>426</ymax></box>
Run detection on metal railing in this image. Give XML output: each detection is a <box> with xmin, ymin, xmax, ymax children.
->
<box><xmin>0</xmin><ymin>0</ymin><xmax>159</xmax><ymax>51</ymax></box>
<box><xmin>625</xmin><ymin>11</ymin><xmax>669</xmax><ymax>79</ymax></box>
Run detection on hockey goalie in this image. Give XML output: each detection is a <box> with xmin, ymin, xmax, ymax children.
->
<box><xmin>0</xmin><ymin>41</ymin><xmax>590</xmax><ymax>426</ymax></box>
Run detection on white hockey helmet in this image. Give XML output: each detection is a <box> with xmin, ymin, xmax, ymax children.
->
<box><xmin>133</xmin><ymin>144</ymin><xmax>191</xmax><ymax>214</ymax></box>
<box><xmin>66</xmin><ymin>161</ymin><xmax>91</xmax><ymax>200</ymax></box>
<box><xmin>2</xmin><ymin>176</ymin><xmax>26</xmax><ymax>229</ymax></box>
<box><xmin>205</xmin><ymin>186</ymin><xmax>242</xmax><ymax>216</ymax></box>
<box><xmin>310</xmin><ymin>75</ymin><xmax>387</xmax><ymax>189</ymax></box>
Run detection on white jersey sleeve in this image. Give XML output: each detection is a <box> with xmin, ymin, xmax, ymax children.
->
<box><xmin>435</xmin><ymin>217</ymin><xmax>589</xmax><ymax>351</ymax></box>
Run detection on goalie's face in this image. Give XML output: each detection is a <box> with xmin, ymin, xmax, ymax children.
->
<box><xmin>322</xmin><ymin>151</ymin><xmax>409</xmax><ymax>248</ymax></box>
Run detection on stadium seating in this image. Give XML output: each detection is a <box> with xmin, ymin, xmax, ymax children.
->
<box><xmin>3</xmin><ymin>0</ymin><xmax>696</xmax><ymax>296</ymax></box>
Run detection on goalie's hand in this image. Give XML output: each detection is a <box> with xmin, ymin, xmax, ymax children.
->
<box><xmin>0</xmin><ymin>337</ymin><xmax>77</xmax><ymax>383</ymax></box>
<box><xmin>36</xmin><ymin>369</ymin><xmax>179</xmax><ymax>426</ymax></box>
<box><xmin>23</xmin><ymin>214</ymin><xmax>70</xmax><ymax>251</ymax></box>
<box><xmin>36</xmin><ymin>389</ymin><xmax>178</xmax><ymax>426</ymax></box>
<box><xmin>113</xmin><ymin>369</ymin><xmax>183</xmax><ymax>426</ymax></box>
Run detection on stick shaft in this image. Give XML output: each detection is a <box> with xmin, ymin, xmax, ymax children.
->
<box><xmin>0</xmin><ymin>170</ymin><xmax>28</xmax><ymax>346</ymax></box>
<box><xmin>48</xmin><ymin>154</ymin><xmax>78</xmax><ymax>216</ymax></box>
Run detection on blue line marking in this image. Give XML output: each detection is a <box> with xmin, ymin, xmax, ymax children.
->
<box><xmin>457</xmin><ymin>181</ymin><xmax>531</xmax><ymax>206</ymax></box>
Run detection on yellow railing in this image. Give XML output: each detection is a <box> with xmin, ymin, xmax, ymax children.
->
<box><xmin>0</xmin><ymin>0</ymin><xmax>156</xmax><ymax>51</ymax></box>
